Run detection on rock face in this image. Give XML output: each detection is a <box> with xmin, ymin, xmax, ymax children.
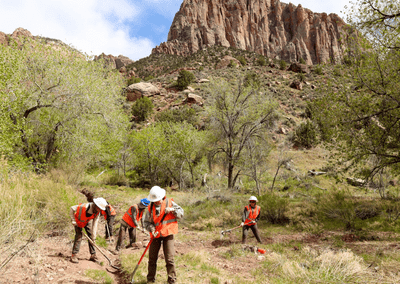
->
<box><xmin>152</xmin><ymin>0</ymin><xmax>349</xmax><ymax>64</ymax></box>
<box><xmin>94</xmin><ymin>53</ymin><xmax>134</xmax><ymax>70</ymax></box>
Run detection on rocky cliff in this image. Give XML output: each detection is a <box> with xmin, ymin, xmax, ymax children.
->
<box><xmin>152</xmin><ymin>0</ymin><xmax>349</xmax><ymax>64</ymax></box>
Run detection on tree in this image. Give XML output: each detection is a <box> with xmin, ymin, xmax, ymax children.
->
<box><xmin>312</xmin><ymin>0</ymin><xmax>400</xmax><ymax>183</ymax></box>
<box><xmin>0</xmin><ymin>38</ymin><xmax>127</xmax><ymax>170</ymax></box>
<box><xmin>206</xmin><ymin>79</ymin><xmax>279</xmax><ymax>189</ymax></box>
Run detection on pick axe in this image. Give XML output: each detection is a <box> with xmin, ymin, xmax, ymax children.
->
<box><xmin>220</xmin><ymin>221</ymin><xmax>255</xmax><ymax>237</ymax></box>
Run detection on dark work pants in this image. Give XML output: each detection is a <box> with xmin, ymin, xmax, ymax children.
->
<box><xmin>115</xmin><ymin>221</ymin><xmax>136</xmax><ymax>250</ymax></box>
<box><xmin>242</xmin><ymin>223</ymin><xmax>262</xmax><ymax>244</ymax></box>
<box><xmin>147</xmin><ymin>234</ymin><xmax>176</xmax><ymax>284</ymax></box>
<box><xmin>72</xmin><ymin>220</ymin><xmax>95</xmax><ymax>255</ymax></box>
<box><xmin>105</xmin><ymin>215</ymin><xmax>115</xmax><ymax>238</ymax></box>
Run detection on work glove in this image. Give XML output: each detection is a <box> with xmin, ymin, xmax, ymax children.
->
<box><xmin>72</xmin><ymin>221</ymin><xmax>77</xmax><ymax>226</ymax></box>
<box><xmin>165</xmin><ymin>207</ymin><xmax>175</xmax><ymax>214</ymax></box>
<box><xmin>240</xmin><ymin>222</ymin><xmax>244</xmax><ymax>227</ymax></box>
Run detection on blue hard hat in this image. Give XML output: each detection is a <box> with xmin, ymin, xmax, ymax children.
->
<box><xmin>140</xmin><ymin>198</ymin><xmax>150</xmax><ymax>207</ymax></box>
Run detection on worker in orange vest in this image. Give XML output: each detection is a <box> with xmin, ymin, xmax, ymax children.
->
<box><xmin>113</xmin><ymin>198</ymin><xmax>150</xmax><ymax>253</ymax></box>
<box><xmin>143</xmin><ymin>186</ymin><xmax>184</xmax><ymax>284</ymax></box>
<box><xmin>69</xmin><ymin>197</ymin><xmax>108</xmax><ymax>263</ymax></box>
<box><xmin>101</xmin><ymin>202</ymin><xmax>117</xmax><ymax>242</ymax></box>
<box><xmin>240</xmin><ymin>196</ymin><xmax>262</xmax><ymax>244</ymax></box>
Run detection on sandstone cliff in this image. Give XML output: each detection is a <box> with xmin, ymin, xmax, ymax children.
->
<box><xmin>152</xmin><ymin>0</ymin><xmax>349</xmax><ymax>64</ymax></box>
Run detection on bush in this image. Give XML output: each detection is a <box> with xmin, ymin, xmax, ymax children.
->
<box><xmin>228</xmin><ymin>60</ymin><xmax>237</xmax><ymax>68</ymax></box>
<box><xmin>293</xmin><ymin>120</ymin><xmax>318</xmax><ymax>149</ymax></box>
<box><xmin>314</xmin><ymin>65</ymin><xmax>323</xmax><ymax>75</ymax></box>
<box><xmin>256</xmin><ymin>55</ymin><xmax>267</xmax><ymax>66</ymax></box>
<box><xmin>243</xmin><ymin>72</ymin><xmax>261</xmax><ymax>89</ymax></box>
<box><xmin>155</xmin><ymin>105</ymin><xmax>198</xmax><ymax>126</ymax></box>
<box><xmin>237</xmin><ymin>55</ymin><xmax>247</xmax><ymax>66</ymax></box>
<box><xmin>131</xmin><ymin>96</ymin><xmax>154</xmax><ymax>122</ymax></box>
<box><xmin>279</xmin><ymin>60</ymin><xmax>287</xmax><ymax>70</ymax></box>
<box><xmin>299</xmin><ymin>57</ymin><xmax>306</xmax><ymax>64</ymax></box>
<box><xmin>258</xmin><ymin>193</ymin><xmax>290</xmax><ymax>224</ymax></box>
<box><xmin>127</xmin><ymin>77</ymin><xmax>141</xmax><ymax>86</ymax></box>
<box><xmin>144</xmin><ymin>75</ymin><xmax>155</xmax><ymax>81</ymax></box>
<box><xmin>177</xmin><ymin>70</ymin><xmax>195</xmax><ymax>90</ymax></box>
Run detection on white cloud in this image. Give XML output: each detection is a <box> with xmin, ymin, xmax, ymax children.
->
<box><xmin>0</xmin><ymin>0</ymin><xmax>153</xmax><ymax>60</ymax></box>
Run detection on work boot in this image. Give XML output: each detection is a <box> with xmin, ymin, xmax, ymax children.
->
<box><xmin>71</xmin><ymin>254</ymin><xmax>79</xmax><ymax>263</ymax></box>
<box><xmin>126</xmin><ymin>243</ymin><xmax>138</xmax><ymax>249</ymax></box>
<box><xmin>89</xmin><ymin>254</ymin><xmax>99</xmax><ymax>262</ymax></box>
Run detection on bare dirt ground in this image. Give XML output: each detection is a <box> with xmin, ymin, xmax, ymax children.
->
<box><xmin>1</xmin><ymin>227</ymin><xmax>399</xmax><ymax>284</ymax></box>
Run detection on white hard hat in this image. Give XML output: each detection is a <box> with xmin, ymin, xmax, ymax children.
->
<box><xmin>93</xmin><ymin>197</ymin><xmax>107</xmax><ymax>210</ymax></box>
<box><xmin>147</xmin><ymin>186</ymin><xmax>166</xmax><ymax>202</ymax></box>
<box><xmin>249</xmin><ymin>196</ymin><xmax>258</xmax><ymax>202</ymax></box>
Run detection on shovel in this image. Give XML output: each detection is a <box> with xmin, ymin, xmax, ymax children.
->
<box><xmin>82</xmin><ymin>232</ymin><xmax>120</xmax><ymax>272</ymax></box>
<box><xmin>220</xmin><ymin>221</ymin><xmax>255</xmax><ymax>237</ymax></box>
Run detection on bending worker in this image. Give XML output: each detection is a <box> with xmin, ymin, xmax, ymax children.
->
<box><xmin>143</xmin><ymin>186</ymin><xmax>184</xmax><ymax>284</ymax></box>
<box><xmin>70</xmin><ymin>197</ymin><xmax>108</xmax><ymax>263</ymax></box>
<box><xmin>241</xmin><ymin>196</ymin><xmax>262</xmax><ymax>244</ymax></box>
<box><xmin>114</xmin><ymin>198</ymin><xmax>150</xmax><ymax>253</ymax></box>
<box><xmin>102</xmin><ymin>202</ymin><xmax>117</xmax><ymax>241</ymax></box>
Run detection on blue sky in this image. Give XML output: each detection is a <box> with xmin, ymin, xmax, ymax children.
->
<box><xmin>0</xmin><ymin>0</ymin><xmax>350</xmax><ymax>61</ymax></box>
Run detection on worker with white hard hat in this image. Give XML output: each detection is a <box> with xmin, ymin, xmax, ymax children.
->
<box><xmin>69</xmin><ymin>197</ymin><xmax>108</xmax><ymax>263</ymax></box>
<box><xmin>240</xmin><ymin>196</ymin><xmax>262</xmax><ymax>244</ymax></box>
<box><xmin>143</xmin><ymin>186</ymin><xmax>184</xmax><ymax>284</ymax></box>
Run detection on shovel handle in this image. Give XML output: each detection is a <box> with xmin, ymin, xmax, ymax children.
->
<box><xmin>131</xmin><ymin>236</ymin><xmax>154</xmax><ymax>283</ymax></box>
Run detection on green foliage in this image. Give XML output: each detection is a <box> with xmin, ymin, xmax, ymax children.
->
<box><xmin>314</xmin><ymin>65</ymin><xmax>323</xmax><ymax>75</ymax></box>
<box><xmin>228</xmin><ymin>60</ymin><xmax>237</xmax><ymax>68</ymax></box>
<box><xmin>237</xmin><ymin>55</ymin><xmax>247</xmax><ymax>66</ymax></box>
<box><xmin>177</xmin><ymin>70</ymin><xmax>195</xmax><ymax>90</ymax></box>
<box><xmin>131</xmin><ymin>96</ymin><xmax>154</xmax><ymax>122</ymax></box>
<box><xmin>311</xmin><ymin>1</ymin><xmax>400</xmax><ymax>180</ymax></box>
<box><xmin>258</xmin><ymin>193</ymin><xmax>289</xmax><ymax>224</ymax></box>
<box><xmin>126</xmin><ymin>77</ymin><xmax>141</xmax><ymax>85</ymax></box>
<box><xmin>279</xmin><ymin>60</ymin><xmax>287</xmax><ymax>70</ymax></box>
<box><xmin>316</xmin><ymin>190</ymin><xmax>357</xmax><ymax>230</ymax></box>
<box><xmin>293</xmin><ymin>120</ymin><xmax>318</xmax><ymax>149</ymax></box>
<box><xmin>297</xmin><ymin>73</ymin><xmax>306</xmax><ymax>82</ymax></box>
<box><xmin>243</xmin><ymin>72</ymin><xmax>261</xmax><ymax>89</ymax></box>
<box><xmin>205</xmin><ymin>79</ymin><xmax>279</xmax><ymax>189</ymax></box>
<box><xmin>0</xmin><ymin>38</ymin><xmax>127</xmax><ymax>169</ymax></box>
<box><xmin>155</xmin><ymin>105</ymin><xmax>198</xmax><ymax>126</ymax></box>
<box><xmin>144</xmin><ymin>75</ymin><xmax>155</xmax><ymax>81</ymax></box>
<box><xmin>256</xmin><ymin>55</ymin><xmax>267</xmax><ymax>66</ymax></box>
<box><xmin>299</xmin><ymin>57</ymin><xmax>306</xmax><ymax>64</ymax></box>
<box><xmin>85</xmin><ymin>269</ymin><xmax>113</xmax><ymax>284</ymax></box>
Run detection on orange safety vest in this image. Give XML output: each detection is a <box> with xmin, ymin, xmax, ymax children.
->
<box><xmin>74</xmin><ymin>203</ymin><xmax>100</xmax><ymax>228</ymax></box>
<box><xmin>122</xmin><ymin>204</ymin><xmax>143</xmax><ymax>228</ymax></box>
<box><xmin>245</xmin><ymin>205</ymin><xmax>260</xmax><ymax>226</ymax></box>
<box><xmin>101</xmin><ymin>204</ymin><xmax>117</xmax><ymax>220</ymax></box>
<box><xmin>150</xmin><ymin>198</ymin><xmax>178</xmax><ymax>238</ymax></box>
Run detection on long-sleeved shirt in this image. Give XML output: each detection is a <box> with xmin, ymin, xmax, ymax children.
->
<box><xmin>143</xmin><ymin>199</ymin><xmax>184</xmax><ymax>233</ymax></box>
<box><xmin>241</xmin><ymin>204</ymin><xmax>261</xmax><ymax>223</ymax></box>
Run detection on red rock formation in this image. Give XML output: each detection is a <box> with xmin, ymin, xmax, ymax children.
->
<box><xmin>152</xmin><ymin>0</ymin><xmax>349</xmax><ymax>64</ymax></box>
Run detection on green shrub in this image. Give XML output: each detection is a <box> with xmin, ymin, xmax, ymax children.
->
<box><xmin>228</xmin><ymin>60</ymin><xmax>237</xmax><ymax>68</ymax></box>
<box><xmin>297</xmin><ymin>73</ymin><xmax>306</xmax><ymax>82</ymax></box>
<box><xmin>316</xmin><ymin>190</ymin><xmax>357</xmax><ymax>230</ymax></box>
<box><xmin>299</xmin><ymin>57</ymin><xmax>306</xmax><ymax>64</ymax></box>
<box><xmin>199</xmin><ymin>66</ymin><xmax>204</xmax><ymax>71</ymax></box>
<box><xmin>256</xmin><ymin>55</ymin><xmax>267</xmax><ymax>66</ymax></box>
<box><xmin>258</xmin><ymin>194</ymin><xmax>289</xmax><ymax>224</ymax></box>
<box><xmin>127</xmin><ymin>77</ymin><xmax>141</xmax><ymax>86</ymax></box>
<box><xmin>293</xmin><ymin>120</ymin><xmax>318</xmax><ymax>149</ymax></box>
<box><xmin>237</xmin><ymin>55</ymin><xmax>247</xmax><ymax>66</ymax></box>
<box><xmin>279</xmin><ymin>60</ymin><xmax>287</xmax><ymax>70</ymax></box>
<box><xmin>243</xmin><ymin>72</ymin><xmax>261</xmax><ymax>89</ymax></box>
<box><xmin>314</xmin><ymin>65</ymin><xmax>323</xmax><ymax>75</ymax></box>
<box><xmin>131</xmin><ymin>96</ymin><xmax>154</xmax><ymax>122</ymax></box>
<box><xmin>155</xmin><ymin>105</ymin><xmax>198</xmax><ymax>126</ymax></box>
<box><xmin>177</xmin><ymin>70</ymin><xmax>195</xmax><ymax>90</ymax></box>
<box><xmin>144</xmin><ymin>75</ymin><xmax>155</xmax><ymax>81</ymax></box>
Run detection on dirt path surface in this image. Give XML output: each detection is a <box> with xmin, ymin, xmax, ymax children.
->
<box><xmin>1</xmin><ymin>227</ymin><xmax>399</xmax><ymax>284</ymax></box>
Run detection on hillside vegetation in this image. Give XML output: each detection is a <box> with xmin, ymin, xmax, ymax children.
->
<box><xmin>1</xmin><ymin>0</ymin><xmax>400</xmax><ymax>283</ymax></box>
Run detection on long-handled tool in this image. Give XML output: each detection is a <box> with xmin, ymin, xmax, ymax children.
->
<box><xmin>82</xmin><ymin>232</ymin><xmax>120</xmax><ymax>272</ymax></box>
<box><xmin>130</xmin><ymin>234</ymin><xmax>155</xmax><ymax>283</ymax></box>
<box><xmin>220</xmin><ymin>221</ymin><xmax>256</xmax><ymax>237</ymax></box>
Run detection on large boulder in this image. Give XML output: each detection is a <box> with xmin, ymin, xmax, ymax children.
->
<box><xmin>288</xmin><ymin>63</ymin><xmax>310</xmax><ymax>74</ymax></box>
<box><xmin>216</xmin><ymin>56</ymin><xmax>241</xmax><ymax>69</ymax></box>
<box><xmin>126</xmin><ymin>82</ymin><xmax>160</xmax><ymax>102</ymax></box>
